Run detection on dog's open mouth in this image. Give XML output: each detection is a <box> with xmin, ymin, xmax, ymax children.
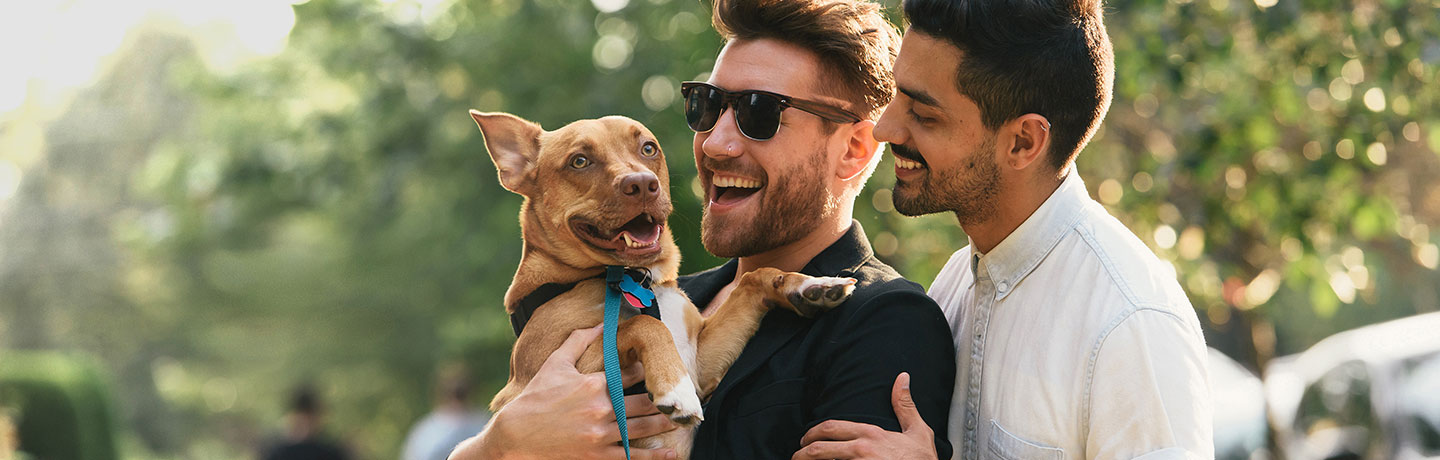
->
<box><xmin>572</xmin><ymin>213</ymin><xmax>665</xmax><ymax>256</ymax></box>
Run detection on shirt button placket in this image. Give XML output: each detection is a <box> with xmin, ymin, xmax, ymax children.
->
<box><xmin>963</xmin><ymin>283</ymin><xmax>992</xmax><ymax>460</ymax></box>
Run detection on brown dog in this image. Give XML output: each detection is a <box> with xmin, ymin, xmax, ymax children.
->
<box><xmin>470</xmin><ymin>110</ymin><xmax>855</xmax><ymax>457</ymax></box>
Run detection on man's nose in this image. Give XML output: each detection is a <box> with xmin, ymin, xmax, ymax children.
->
<box><xmin>873</xmin><ymin>104</ymin><xmax>905</xmax><ymax>145</ymax></box>
<box><xmin>701</xmin><ymin>107</ymin><xmax>744</xmax><ymax>159</ymax></box>
<box><xmin>618</xmin><ymin>171</ymin><xmax>661</xmax><ymax>200</ymax></box>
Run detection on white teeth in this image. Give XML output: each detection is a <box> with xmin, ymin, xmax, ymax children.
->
<box><xmin>620</xmin><ymin>232</ymin><xmax>647</xmax><ymax>248</ymax></box>
<box><xmin>895</xmin><ymin>158</ymin><xmax>924</xmax><ymax>170</ymax></box>
<box><xmin>713</xmin><ymin>176</ymin><xmax>761</xmax><ymax>189</ymax></box>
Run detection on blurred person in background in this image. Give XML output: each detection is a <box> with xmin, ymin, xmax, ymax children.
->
<box><xmin>401</xmin><ymin>366</ymin><xmax>489</xmax><ymax>460</ymax></box>
<box><xmin>260</xmin><ymin>383</ymin><xmax>351</xmax><ymax>460</ymax></box>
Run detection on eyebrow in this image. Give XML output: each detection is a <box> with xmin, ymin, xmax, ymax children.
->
<box><xmin>898</xmin><ymin>86</ymin><xmax>940</xmax><ymax>108</ymax></box>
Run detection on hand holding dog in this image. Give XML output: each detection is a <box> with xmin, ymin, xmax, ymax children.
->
<box><xmin>449</xmin><ymin>327</ymin><xmax>679</xmax><ymax>460</ymax></box>
<box><xmin>792</xmin><ymin>372</ymin><xmax>937</xmax><ymax>460</ymax></box>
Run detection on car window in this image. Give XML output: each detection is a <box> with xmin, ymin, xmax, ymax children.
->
<box><xmin>1294</xmin><ymin>361</ymin><xmax>1375</xmax><ymax>458</ymax></box>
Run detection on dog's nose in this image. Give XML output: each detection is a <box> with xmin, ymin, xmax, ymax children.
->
<box><xmin>620</xmin><ymin>172</ymin><xmax>661</xmax><ymax>198</ymax></box>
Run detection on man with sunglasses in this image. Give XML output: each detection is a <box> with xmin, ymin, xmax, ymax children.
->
<box><xmin>793</xmin><ymin>0</ymin><xmax>1215</xmax><ymax>458</ymax></box>
<box><xmin>670</xmin><ymin>0</ymin><xmax>955</xmax><ymax>458</ymax></box>
<box><xmin>449</xmin><ymin>0</ymin><xmax>955</xmax><ymax>459</ymax></box>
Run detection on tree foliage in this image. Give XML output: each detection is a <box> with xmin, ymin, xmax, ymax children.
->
<box><xmin>0</xmin><ymin>0</ymin><xmax>1436</xmax><ymax>458</ymax></box>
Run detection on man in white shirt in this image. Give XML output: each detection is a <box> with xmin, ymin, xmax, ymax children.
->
<box><xmin>794</xmin><ymin>0</ymin><xmax>1214</xmax><ymax>458</ymax></box>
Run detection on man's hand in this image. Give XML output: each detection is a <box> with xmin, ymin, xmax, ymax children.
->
<box><xmin>449</xmin><ymin>327</ymin><xmax>679</xmax><ymax>460</ymax></box>
<box><xmin>793</xmin><ymin>372</ymin><xmax>937</xmax><ymax>460</ymax></box>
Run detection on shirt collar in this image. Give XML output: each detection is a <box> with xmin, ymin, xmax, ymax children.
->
<box><xmin>976</xmin><ymin>170</ymin><xmax>1089</xmax><ymax>298</ymax></box>
<box><xmin>800</xmin><ymin>220</ymin><xmax>873</xmax><ymax>278</ymax></box>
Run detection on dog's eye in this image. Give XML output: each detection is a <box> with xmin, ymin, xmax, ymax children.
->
<box><xmin>569</xmin><ymin>154</ymin><xmax>591</xmax><ymax>169</ymax></box>
<box><xmin>640</xmin><ymin>142</ymin><xmax>659</xmax><ymax>158</ymax></box>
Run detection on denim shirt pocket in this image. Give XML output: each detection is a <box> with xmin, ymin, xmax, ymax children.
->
<box><xmin>987</xmin><ymin>420</ymin><xmax>1065</xmax><ymax>460</ymax></box>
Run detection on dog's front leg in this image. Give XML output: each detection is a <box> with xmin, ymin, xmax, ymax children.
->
<box><xmin>693</xmin><ymin>267</ymin><xmax>855</xmax><ymax>397</ymax></box>
<box><xmin>576</xmin><ymin>315</ymin><xmax>704</xmax><ymax>426</ymax></box>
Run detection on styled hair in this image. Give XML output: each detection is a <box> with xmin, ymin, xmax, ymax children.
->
<box><xmin>712</xmin><ymin>0</ymin><xmax>902</xmax><ymax>120</ymax></box>
<box><xmin>904</xmin><ymin>0</ymin><xmax>1115</xmax><ymax>169</ymax></box>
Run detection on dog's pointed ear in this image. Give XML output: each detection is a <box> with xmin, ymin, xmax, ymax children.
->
<box><xmin>471</xmin><ymin>110</ymin><xmax>543</xmax><ymax>193</ymax></box>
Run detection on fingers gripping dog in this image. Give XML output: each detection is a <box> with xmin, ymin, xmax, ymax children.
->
<box><xmin>470</xmin><ymin>110</ymin><xmax>856</xmax><ymax>458</ymax></box>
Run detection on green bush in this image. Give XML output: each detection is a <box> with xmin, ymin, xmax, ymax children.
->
<box><xmin>0</xmin><ymin>351</ymin><xmax>118</xmax><ymax>460</ymax></box>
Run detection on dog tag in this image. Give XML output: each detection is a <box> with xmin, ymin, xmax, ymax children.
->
<box><xmin>617</xmin><ymin>275</ymin><xmax>655</xmax><ymax>308</ymax></box>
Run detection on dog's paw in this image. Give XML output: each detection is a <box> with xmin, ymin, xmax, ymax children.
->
<box><xmin>784</xmin><ymin>276</ymin><xmax>856</xmax><ymax>317</ymax></box>
<box><xmin>652</xmin><ymin>375</ymin><xmax>704</xmax><ymax>426</ymax></box>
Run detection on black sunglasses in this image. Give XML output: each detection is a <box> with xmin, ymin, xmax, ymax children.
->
<box><xmin>680</xmin><ymin>81</ymin><xmax>862</xmax><ymax>141</ymax></box>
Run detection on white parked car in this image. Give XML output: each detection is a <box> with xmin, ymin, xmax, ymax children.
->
<box><xmin>1264</xmin><ymin>312</ymin><xmax>1440</xmax><ymax>460</ymax></box>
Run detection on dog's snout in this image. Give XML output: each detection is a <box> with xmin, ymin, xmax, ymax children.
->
<box><xmin>620</xmin><ymin>172</ymin><xmax>660</xmax><ymax>198</ymax></box>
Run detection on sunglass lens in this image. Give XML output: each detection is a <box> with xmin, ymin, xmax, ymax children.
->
<box><xmin>685</xmin><ymin>86</ymin><xmax>722</xmax><ymax>133</ymax></box>
<box><xmin>736</xmin><ymin>93</ymin><xmax>782</xmax><ymax>140</ymax></box>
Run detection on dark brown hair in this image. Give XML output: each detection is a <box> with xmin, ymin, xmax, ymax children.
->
<box><xmin>904</xmin><ymin>0</ymin><xmax>1114</xmax><ymax>170</ymax></box>
<box><xmin>712</xmin><ymin>0</ymin><xmax>901</xmax><ymax>121</ymax></box>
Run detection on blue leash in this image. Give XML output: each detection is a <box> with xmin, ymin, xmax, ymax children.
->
<box><xmin>603</xmin><ymin>266</ymin><xmax>632</xmax><ymax>460</ymax></box>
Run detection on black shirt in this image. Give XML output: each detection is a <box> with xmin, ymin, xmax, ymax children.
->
<box><xmin>681</xmin><ymin>222</ymin><xmax>955</xmax><ymax>459</ymax></box>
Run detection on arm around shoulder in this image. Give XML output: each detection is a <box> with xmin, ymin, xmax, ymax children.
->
<box><xmin>810</xmin><ymin>289</ymin><xmax>956</xmax><ymax>458</ymax></box>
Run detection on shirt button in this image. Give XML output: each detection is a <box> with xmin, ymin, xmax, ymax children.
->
<box><xmin>997</xmin><ymin>281</ymin><xmax>1009</xmax><ymax>293</ymax></box>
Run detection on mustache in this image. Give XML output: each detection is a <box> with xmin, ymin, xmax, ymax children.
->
<box><xmin>889</xmin><ymin>143</ymin><xmax>927</xmax><ymax>166</ymax></box>
<box><xmin>701</xmin><ymin>156</ymin><xmax>767</xmax><ymax>182</ymax></box>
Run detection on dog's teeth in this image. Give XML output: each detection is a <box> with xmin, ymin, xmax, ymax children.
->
<box><xmin>622</xmin><ymin>233</ymin><xmax>635</xmax><ymax>247</ymax></box>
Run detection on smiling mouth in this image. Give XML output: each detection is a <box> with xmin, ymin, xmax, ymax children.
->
<box><xmin>891</xmin><ymin>144</ymin><xmax>928</xmax><ymax>170</ymax></box>
<box><xmin>710</xmin><ymin>174</ymin><xmax>763</xmax><ymax>206</ymax></box>
<box><xmin>573</xmin><ymin>213</ymin><xmax>665</xmax><ymax>254</ymax></box>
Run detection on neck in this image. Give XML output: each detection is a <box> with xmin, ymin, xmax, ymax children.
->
<box><xmin>961</xmin><ymin>174</ymin><xmax>1063</xmax><ymax>254</ymax></box>
<box><xmin>734</xmin><ymin>210</ymin><xmax>851</xmax><ymax>279</ymax></box>
<box><xmin>506</xmin><ymin>224</ymin><xmax>680</xmax><ymax>309</ymax></box>
<box><xmin>505</xmin><ymin>248</ymin><xmax>604</xmax><ymax>309</ymax></box>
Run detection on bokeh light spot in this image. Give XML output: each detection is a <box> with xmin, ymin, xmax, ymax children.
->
<box><xmin>1098</xmin><ymin>179</ymin><xmax>1123</xmax><ymax>205</ymax></box>
<box><xmin>1362</xmin><ymin>87</ymin><xmax>1386</xmax><ymax>112</ymax></box>
<box><xmin>1179</xmin><ymin>226</ymin><xmax>1205</xmax><ymax>260</ymax></box>
<box><xmin>1418</xmin><ymin>244</ymin><xmax>1440</xmax><ymax>270</ymax></box>
<box><xmin>1154</xmin><ymin>225</ymin><xmax>1177</xmax><ymax>249</ymax></box>
<box><xmin>1403</xmin><ymin>122</ymin><xmax>1421</xmax><ymax>142</ymax></box>
<box><xmin>1328</xmin><ymin>78</ymin><xmax>1352</xmax><ymax>102</ymax></box>
<box><xmin>872</xmin><ymin>188</ymin><xmax>894</xmax><ymax>213</ymax></box>
<box><xmin>592</xmin><ymin>34</ymin><xmax>633</xmax><ymax>70</ymax></box>
<box><xmin>1302</xmin><ymin>141</ymin><xmax>1322</xmax><ymax>161</ymax></box>
<box><xmin>1132</xmin><ymin>171</ymin><xmax>1154</xmax><ymax>193</ymax></box>
<box><xmin>591</xmin><ymin>0</ymin><xmax>629</xmax><ymax>13</ymax></box>
<box><xmin>1341</xmin><ymin>59</ymin><xmax>1365</xmax><ymax>84</ymax></box>
<box><xmin>641</xmin><ymin>75</ymin><xmax>676</xmax><ymax>111</ymax></box>
<box><xmin>1365</xmin><ymin>142</ymin><xmax>1387</xmax><ymax>166</ymax></box>
<box><xmin>1335</xmin><ymin>139</ymin><xmax>1355</xmax><ymax>160</ymax></box>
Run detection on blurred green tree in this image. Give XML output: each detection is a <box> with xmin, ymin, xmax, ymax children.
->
<box><xmin>0</xmin><ymin>0</ymin><xmax>1436</xmax><ymax>458</ymax></box>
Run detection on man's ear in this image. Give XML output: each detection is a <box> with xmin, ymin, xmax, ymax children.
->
<box><xmin>1001</xmin><ymin>113</ymin><xmax>1051</xmax><ymax>173</ymax></box>
<box><xmin>837</xmin><ymin>120</ymin><xmax>881</xmax><ymax>181</ymax></box>
<box><xmin>470</xmin><ymin>110</ymin><xmax>543</xmax><ymax>193</ymax></box>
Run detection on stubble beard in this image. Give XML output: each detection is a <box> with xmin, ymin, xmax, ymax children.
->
<box><xmin>700</xmin><ymin>150</ymin><xmax>830</xmax><ymax>259</ymax></box>
<box><xmin>893</xmin><ymin>135</ymin><xmax>1000</xmax><ymax>227</ymax></box>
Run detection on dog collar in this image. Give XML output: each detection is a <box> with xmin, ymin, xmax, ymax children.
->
<box><xmin>508</xmin><ymin>266</ymin><xmax>659</xmax><ymax>337</ymax></box>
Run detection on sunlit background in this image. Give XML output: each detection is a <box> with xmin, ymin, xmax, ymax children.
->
<box><xmin>1</xmin><ymin>0</ymin><xmax>1437</xmax><ymax>458</ymax></box>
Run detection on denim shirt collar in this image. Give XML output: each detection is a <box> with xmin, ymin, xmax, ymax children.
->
<box><xmin>974</xmin><ymin>170</ymin><xmax>1089</xmax><ymax>299</ymax></box>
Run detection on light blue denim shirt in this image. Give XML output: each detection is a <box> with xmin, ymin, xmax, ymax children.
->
<box><xmin>929</xmin><ymin>171</ymin><xmax>1213</xmax><ymax>460</ymax></box>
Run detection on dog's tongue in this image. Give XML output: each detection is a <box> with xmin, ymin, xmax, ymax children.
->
<box><xmin>619</xmin><ymin>216</ymin><xmax>662</xmax><ymax>244</ymax></box>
